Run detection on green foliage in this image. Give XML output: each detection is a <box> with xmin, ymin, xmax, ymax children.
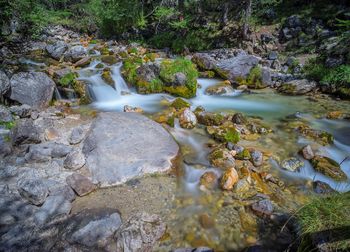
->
<box><xmin>238</xmin><ymin>66</ymin><xmax>266</xmax><ymax>89</ymax></box>
<box><xmin>224</xmin><ymin>128</ymin><xmax>240</xmax><ymax>144</ymax></box>
<box><xmin>321</xmin><ymin>65</ymin><xmax>350</xmax><ymax>86</ymax></box>
<box><xmin>89</xmin><ymin>0</ymin><xmax>141</xmax><ymax>36</ymax></box>
<box><xmin>297</xmin><ymin>193</ymin><xmax>350</xmax><ymax>250</ymax></box>
<box><xmin>0</xmin><ymin>121</ymin><xmax>15</xmax><ymax>130</ymax></box>
<box><xmin>160</xmin><ymin>58</ymin><xmax>198</xmax><ymax>98</ymax></box>
<box><xmin>59</xmin><ymin>72</ymin><xmax>77</xmax><ymax>87</ymax></box>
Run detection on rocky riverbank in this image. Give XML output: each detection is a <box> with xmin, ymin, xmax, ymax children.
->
<box><xmin>0</xmin><ymin>23</ymin><xmax>350</xmax><ymax>251</ymax></box>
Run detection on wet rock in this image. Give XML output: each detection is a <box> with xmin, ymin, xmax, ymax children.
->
<box><xmin>74</xmin><ymin>56</ymin><xmax>91</xmax><ymax>67</ymax></box>
<box><xmin>10</xmin><ymin>72</ymin><xmax>55</xmax><ymax>108</ymax></box>
<box><xmin>82</xmin><ymin>112</ymin><xmax>179</xmax><ymax>187</ymax></box>
<box><xmin>124</xmin><ymin>105</ymin><xmax>143</xmax><ymax>113</ymax></box>
<box><xmin>313</xmin><ymin>181</ymin><xmax>335</xmax><ymax>194</ymax></box>
<box><xmin>208</xmin><ymin>148</ymin><xmax>235</xmax><ymax>169</ymax></box>
<box><xmin>34</xmin><ymin>195</ymin><xmax>72</xmax><ymax>225</ymax></box>
<box><xmin>46</xmin><ymin>41</ymin><xmax>68</xmax><ymax>60</ymax></box>
<box><xmin>66</xmin><ymin>173</ymin><xmax>96</xmax><ymax>196</ymax></box>
<box><xmin>199</xmin><ymin>213</ymin><xmax>215</xmax><ymax>229</ymax></box>
<box><xmin>301</xmin><ymin>145</ymin><xmax>314</xmax><ymax>160</ymax></box>
<box><xmin>171</xmin><ymin>98</ymin><xmax>190</xmax><ymax>110</ymax></box>
<box><xmin>205</xmin><ymin>81</ymin><xmax>234</xmax><ymax>95</ymax></box>
<box><xmin>251</xmin><ymin>199</ymin><xmax>273</xmax><ymax>215</ymax></box>
<box><xmin>232</xmin><ymin>113</ymin><xmax>247</xmax><ymax>124</ymax></box>
<box><xmin>195</xmin><ymin>111</ymin><xmax>225</xmax><ymax>126</ymax></box>
<box><xmin>0</xmin><ymin>105</ymin><xmax>13</xmax><ymax>122</ymax></box>
<box><xmin>251</xmin><ymin>150</ymin><xmax>263</xmax><ymax>166</ymax></box>
<box><xmin>9</xmin><ymin>104</ymin><xmax>33</xmax><ymax>118</ymax></box>
<box><xmin>311</xmin><ymin>156</ymin><xmax>347</xmax><ymax>181</ymax></box>
<box><xmin>11</xmin><ymin>119</ymin><xmax>41</xmax><ymax>145</ymax></box>
<box><xmin>69</xmin><ymin>211</ymin><xmax>121</xmax><ymax>247</ymax></box>
<box><xmin>115</xmin><ymin>212</ymin><xmax>166</xmax><ymax>252</ymax></box>
<box><xmin>0</xmin><ymin>140</ymin><xmax>12</xmax><ymax>157</ymax></box>
<box><xmin>199</xmin><ymin>171</ymin><xmax>218</xmax><ymax>190</ymax></box>
<box><xmin>17</xmin><ymin>179</ymin><xmax>49</xmax><ymax>206</ymax></box>
<box><xmin>64</xmin><ymin>150</ymin><xmax>85</xmax><ymax>170</ymax></box>
<box><xmin>281</xmin><ymin>157</ymin><xmax>304</xmax><ymax>172</ymax></box>
<box><xmin>69</xmin><ymin>127</ymin><xmax>85</xmax><ymax>145</ymax></box>
<box><xmin>220</xmin><ymin>167</ymin><xmax>239</xmax><ymax>190</ymax></box>
<box><xmin>0</xmin><ymin>70</ymin><xmax>10</xmax><ymax>96</ymax></box>
<box><xmin>206</xmin><ymin>124</ymin><xmax>240</xmax><ymax>143</ymax></box>
<box><xmin>278</xmin><ymin>79</ymin><xmax>317</xmax><ymax>95</ymax></box>
<box><xmin>179</xmin><ymin>108</ymin><xmax>197</xmax><ymax>129</ymax></box>
<box><xmin>101</xmin><ymin>55</ymin><xmax>118</xmax><ymax>65</ymax></box>
<box><xmin>64</xmin><ymin>45</ymin><xmax>87</xmax><ymax>62</ymax></box>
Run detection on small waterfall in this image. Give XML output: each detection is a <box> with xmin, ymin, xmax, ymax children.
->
<box><xmin>54</xmin><ymin>87</ymin><xmax>63</xmax><ymax>100</ymax></box>
<box><xmin>111</xmin><ymin>63</ymin><xmax>130</xmax><ymax>95</ymax></box>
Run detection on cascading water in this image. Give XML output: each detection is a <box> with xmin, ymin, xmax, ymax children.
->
<box><xmin>79</xmin><ymin>59</ymin><xmax>350</xmax><ymax>194</ymax></box>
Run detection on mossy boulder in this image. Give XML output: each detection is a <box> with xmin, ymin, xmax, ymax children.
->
<box><xmin>207</xmin><ymin>123</ymin><xmax>240</xmax><ymax>143</ymax></box>
<box><xmin>311</xmin><ymin>156</ymin><xmax>347</xmax><ymax>181</ymax></box>
<box><xmin>101</xmin><ymin>68</ymin><xmax>115</xmax><ymax>87</ymax></box>
<box><xmin>236</xmin><ymin>66</ymin><xmax>268</xmax><ymax>89</ymax></box>
<box><xmin>195</xmin><ymin>111</ymin><xmax>225</xmax><ymax>126</ymax></box>
<box><xmin>101</xmin><ymin>55</ymin><xmax>118</xmax><ymax>65</ymax></box>
<box><xmin>208</xmin><ymin>148</ymin><xmax>235</xmax><ymax>169</ymax></box>
<box><xmin>278</xmin><ymin>79</ymin><xmax>317</xmax><ymax>95</ymax></box>
<box><xmin>170</xmin><ymin>98</ymin><xmax>190</xmax><ymax>110</ymax></box>
<box><xmin>236</xmin><ymin>148</ymin><xmax>251</xmax><ymax>160</ymax></box>
<box><xmin>59</xmin><ymin>72</ymin><xmax>77</xmax><ymax>87</ymax></box>
<box><xmin>298</xmin><ymin>126</ymin><xmax>334</xmax><ymax>146</ymax></box>
<box><xmin>160</xmin><ymin>58</ymin><xmax>198</xmax><ymax>98</ymax></box>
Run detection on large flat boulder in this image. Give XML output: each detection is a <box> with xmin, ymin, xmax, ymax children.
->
<box><xmin>10</xmin><ymin>72</ymin><xmax>55</xmax><ymax>108</ymax></box>
<box><xmin>83</xmin><ymin>112</ymin><xmax>179</xmax><ymax>187</ymax></box>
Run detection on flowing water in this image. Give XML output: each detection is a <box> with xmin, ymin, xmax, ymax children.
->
<box><xmin>72</xmin><ymin>59</ymin><xmax>350</xmax><ymax>249</ymax></box>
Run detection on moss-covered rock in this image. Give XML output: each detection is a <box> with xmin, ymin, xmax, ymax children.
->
<box><xmin>236</xmin><ymin>66</ymin><xmax>267</xmax><ymax>89</ymax></box>
<box><xmin>59</xmin><ymin>72</ymin><xmax>77</xmax><ymax>87</ymax></box>
<box><xmin>195</xmin><ymin>111</ymin><xmax>225</xmax><ymax>126</ymax></box>
<box><xmin>208</xmin><ymin>148</ymin><xmax>235</xmax><ymax>169</ymax></box>
<box><xmin>160</xmin><ymin>58</ymin><xmax>198</xmax><ymax>98</ymax></box>
<box><xmin>101</xmin><ymin>68</ymin><xmax>115</xmax><ymax>87</ymax></box>
<box><xmin>311</xmin><ymin>156</ymin><xmax>347</xmax><ymax>181</ymax></box>
<box><xmin>207</xmin><ymin>123</ymin><xmax>240</xmax><ymax>143</ymax></box>
<box><xmin>298</xmin><ymin>126</ymin><xmax>334</xmax><ymax>145</ymax></box>
<box><xmin>170</xmin><ymin>98</ymin><xmax>190</xmax><ymax>110</ymax></box>
<box><xmin>101</xmin><ymin>55</ymin><xmax>118</xmax><ymax>65</ymax></box>
<box><xmin>236</xmin><ymin>148</ymin><xmax>251</xmax><ymax>160</ymax></box>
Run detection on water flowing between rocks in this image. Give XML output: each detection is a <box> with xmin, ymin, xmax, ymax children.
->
<box><xmin>63</xmin><ymin>58</ymin><xmax>350</xmax><ymax>250</ymax></box>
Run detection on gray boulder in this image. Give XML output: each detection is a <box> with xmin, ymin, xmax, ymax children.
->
<box><xmin>192</xmin><ymin>53</ymin><xmax>218</xmax><ymax>70</ymax></box>
<box><xmin>10</xmin><ymin>72</ymin><xmax>55</xmax><ymax>108</ymax></box>
<box><xmin>135</xmin><ymin>62</ymin><xmax>160</xmax><ymax>82</ymax></box>
<box><xmin>115</xmin><ymin>212</ymin><xmax>166</xmax><ymax>252</ymax></box>
<box><xmin>34</xmin><ymin>195</ymin><xmax>72</xmax><ymax>225</ymax></box>
<box><xmin>215</xmin><ymin>52</ymin><xmax>260</xmax><ymax>82</ymax></box>
<box><xmin>0</xmin><ymin>105</ymin><xmax>13</xmax><ymax>122</ymax></box>
<box><xmin>9</xmin><ymin>104</ymin><xmax>32</xmax><ymax>118</ymax></box>
<box><xmin>17</xmin><ymin>179</ymin><xmax>49</xmax><ymax>206</ymax></box>
<box><xmin>278</xmin><ymin>79</ymin><xmax>317</xmax><ymax>95</ymax></box>
<box><xmin>83</xmin><ymin>112</ymin><xmax>179</xmax><ymax>187</ymax></box>
<box><xmin>251</xmin><ymin>199</ymin><xmax>274</xmax><ymax>215</ymax></box>
<box><xmin>64</xmin><ymin>45</ymin><xmax>87</xmax><ymax>63</ymax></box>
<box><xmin>251</xmin><ymin>150</ymin><xmax>263</xmax><ymax>167</ymax></box>
<box><xmin>69</xmin><ymin>127</ymin><xmax>85</xmax><ymax>144</ymax></box>
<box><xmin>45</xmin><ymin>41</ymin><xmax>68</xmax><ymax>60</ymax></box>
<box><xmin>0</xmin><ymin>70</ymin><xmax>10</xmax><ymax>96</ymax></box>
<box><xmin>25</xmin><ymin>142</ymin><xmax>72</xmax><ymax>162</ymax></box>
<box><xmin>69</xmin><ymin>211</ymin><xmax>121</xmax><ymax>247</ymax></box>
<box><xmin>64</xmin><ymin>150</ymin><xmax>86</xmax><ymax>170</ymax></box>
<box><xmin>11</xmin><ymin>119</ymin><xmax>41</xmax><ymax>145</ymax></box>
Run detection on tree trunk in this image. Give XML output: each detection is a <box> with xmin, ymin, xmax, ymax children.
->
<box><xmin>222</xmin><ymin>2</ymin><xmax>229</xmax><ymax>26</ymax></box>
<box><xmin>242</xmin><ymin>0</ymin><xmax>252</xmax><ymax>40</ymax></box>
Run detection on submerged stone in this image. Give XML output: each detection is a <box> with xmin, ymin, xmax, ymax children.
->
<box><xmin>83</xmin><ymin>112</ymin><xmax>179</xmax><ymax>187</ymax></box>
<box><xmin>281</xmin><ymin>157</ymin><xmax>304</xmax><ymax>172</ymax></box>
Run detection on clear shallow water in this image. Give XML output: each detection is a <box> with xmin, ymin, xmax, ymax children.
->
<box><xmin>73</xmin><ymin>58</ymin><xmax>350</xmax><ymax>250</ymax></box>
<box><xmin>77</xmin><ymin>59</ymin><xmax>350</xmax><ymax>193</ymax></box>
